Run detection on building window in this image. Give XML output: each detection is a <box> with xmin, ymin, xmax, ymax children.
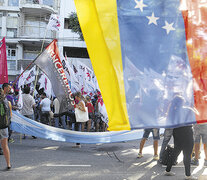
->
<box><xmin>7</xmin><ymin>48</ymin><xmax>16</xmax><ymax>60</ymax></box>
<box><xmin>23</xmin><ymin>51</ymin><xmax>39</xmax><ymax>60</ymax></box>
<box><xmin>25</xmin><ymin>0</ymin><xmax>33</xmax><ymax>3</ymax></box>
<box><xmin>7</xmin><ymin>13</ymin><xmax>18</xmax><ymax>27</ymax></box>
<box><xmin>25</xmin><ymin>0</ymin><xmax>54</xmax><ymax>7</ymax></box>
<box><xmin>8</xmin><ymin>0</ymin><xmax>19</xmax><ymax>6</ymax></box>
<box><xmin>23</xmin><ymin>46</ymin><xmax>40</xmax><ymax>60</ymax></box>
<box><xmin>0</xmin><ymin>14</ymin><xmax>2</xmax><ymax>27</ymax></box>
<box><xmin>23</xmin><ymin>16</ymin><xmax>54</xmax><ymax>38</ymax></box>
<box><xmin>7</xmin><ymin>13</ymin><xmax>18</xmax><ymax>37</ymax></box>
<box><xmin>33</xmin><ymin>0</ymin><xmax>40</xmax><ymax>4</ymax></box>
<box><xmin>64</xmin><ymin>18</ymin><xmax>70</xmax><ymax>29</ymax></box>
<box><xmin>7</xmin><ymin>60</ymin><xmax>16</xmax><ymax>70</ymax></box>
<box><xmin>63</xmin><ymin>47</ymin><xmax>89</xmax><ymax>58</ymax></box>
<box><xmin>0</xmin><ymin>0</ymin><xmax>4</xmax><ymax>6</ymax></box>
<box><xmin>7</xmin><ymin>47</ymin><xmax>17</xmax><ymax>70</ymax></box>
<box><xmin>43</xmin><ymin>0</ymin><xmax>54</xmax><ymax>7</ymax></box>
<box><xmin>7</xmin><ymin>28</ymin><xmax>17</xmax><ymax>37</ymax></box>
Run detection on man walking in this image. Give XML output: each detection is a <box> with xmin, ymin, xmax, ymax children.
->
<box><xmin>20</xmin><ymin>86</ymin><xmax>36</xmax><ymax>139</ymax></box>
<box><xmin>0</xmin><ymin>83</ymin><xmax>12</xmax><ymax>170</ymax></box>
<box><xmin>191</xmin><ymin>124</ymin><xmax>207</xmax><ymax>166</ymax></box>
<box><xmin>138</xmin><ymin>128</ymin><xmax>160</xmax><ymax>160</ymax></box>
<box><xmin>40</xmin><ymin>92</ymin><xmax>51</xmax><ymax>125</ymax></box>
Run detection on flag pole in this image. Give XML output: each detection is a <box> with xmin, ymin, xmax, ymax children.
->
<box><xmin>32</xmin><ymin>28</ymin><xmax>48</xmax><ymax>97</ymax></box>
<box><xmin>12</xmin><ymin>56</ymin><xmax>39</xmax><ymax>88</ymax></box>
<box><xmin>12</xmin><ymin>29</ymin><xmax>48</xmax><ymax>89</ymax></box>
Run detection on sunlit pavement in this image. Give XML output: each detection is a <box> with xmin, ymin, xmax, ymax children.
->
<box><xmin>0</xmin><ymin>132</ymin><xmax>206</xmax><ymax>180</ymax></box>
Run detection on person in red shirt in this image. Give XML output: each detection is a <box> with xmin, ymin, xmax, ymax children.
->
<box><xmin>81</xmin><ymin>96</ymin><xmax>94</xmax><ymax>132</ymax></box>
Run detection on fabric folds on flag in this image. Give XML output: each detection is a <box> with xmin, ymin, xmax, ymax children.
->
<box><xmin>61</xmin><ymin>56</ymin><xmax>80</xmax><ymax>93</ymax></box>
<box><xmin>0</xmin><ymin>37</ymin><xmax>8</xmax><ymax>84</ymax></box>
<box><xmin>74</xmin><ymin>0</ymin><xmax>207</xmax><ymax>130</ymax></box>
<box><xmin>18</xmin><ymin>66</ymin><xmax>36</xmax><ymax>87</ymax></box>
<box><xmin>75</xmin><ymin>0</ymin><xmax>130</xmax><ymax>131</ymax></box>
<box><xmin>38</xmin><ymin>73</ymin><xmax>52</xmax><ymax>98</ymax></box>
<box><xmin>11</xmin><ymin>111</ymin><xmax>145</xmax><ymax>144</ymax></box>
<box><xmin>34</xmin><ymin>39</ymin><xmax>74</xmax><ymax>113</ymax></box>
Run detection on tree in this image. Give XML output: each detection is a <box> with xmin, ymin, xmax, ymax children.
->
<box><xmin>68</xmin><ymin>12</ymin><xmax>84</xmax><ymax>40</ymax></box>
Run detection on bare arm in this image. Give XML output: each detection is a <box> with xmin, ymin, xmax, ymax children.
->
<box><xmin>8</xmin><ymin>101</ymin><xmax>12</xmax><ymax>117</ymax></box>
<box><xmin>77</xmin><ymin>101</ymin><xmax>86</xmax><ymax>112</ymax></box>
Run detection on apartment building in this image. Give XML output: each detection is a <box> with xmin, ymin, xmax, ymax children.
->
<box><xmin>0</xmin><ymin>0</ymin><xmax>59</xmax><ymax>81</ymax></box>
<box><xmin>58</xmin><ymin>0</ymin><xmax>91</xmax><ymax>69</ymax></box>
<box><xmin>0</xmin><ymin>0</ymin><xmax>91</xmax><ymax>81</ymax></box>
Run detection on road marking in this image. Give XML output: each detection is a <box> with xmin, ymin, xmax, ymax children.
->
<box><xmin>162</xmin><ymin>165</ymin><xmax>207</xmax><ymax>168</ymax></box>
<box><xmin>46</xmin><ymin>164</ymin><xmax>91</xmax><ymax>167</ymax></box>
<box><xmin>43</xmin><ymin>146</ymin><xmax>59</xmax><ymax>150</ymax></box>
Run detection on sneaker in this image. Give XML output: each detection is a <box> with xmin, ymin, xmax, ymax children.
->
<box><xmin>72</xmin><ymin>144</ymin><xmax>81</xmax><ymax>148</ymax></box>
<box><xmin>76</xmin><ymin>144</ymin><xmax>81</xmax><ymax>148</ymax></box>
<box><xmin>9</xmin><ymin>138</ymin><xmax>14</xmax><ymax>143</ymax></box>
<box><xmin>3</xmin><ymin>166</ymin><xmax>12</xmax><ymax>171</ymax></box>
<box><xmin>163</xmin><ymin>171</ymin><xmax>175</xmax><ymax>176</ymax></box>
<box><xmin>153</xmin><ymin>155</ymin><xmax>159</xmax><ymax>160</ymax></box>
<box><xmin>137</xmin><ymin>153</ymin><xmax>143</xmax><ymax>158</ymax></box>
<box><xmin>7</xmin><ymin>166</ymin><xmax>11</xmax><ymax>171</ymax></box>
<box><xmin>191</xmin><ymin>158</ymin><xmax>199</xmax><ymax>166</ymax></box>
<box><xmin>185</xmin><ymin>175</ymin><xmax>197</xmax><ymax>180</ymax></box>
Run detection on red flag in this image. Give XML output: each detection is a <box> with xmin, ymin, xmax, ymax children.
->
<box><xmin>182</xmin><ymin>4</ymin><xmax>207</xmax><ymax>123</ymax></box>
<box><xmin>0</xmin><ymin>37</ymin><xmax>8</xmax><ymax>84</ymax></box>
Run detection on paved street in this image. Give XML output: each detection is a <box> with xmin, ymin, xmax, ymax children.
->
<box><xmin>0</xmin><ymin>132</ymin><xmax>207</xmax><ymax>180</ymax></box>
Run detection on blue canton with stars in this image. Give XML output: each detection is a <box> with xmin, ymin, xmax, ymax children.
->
<box><xmin>117</xmin><ymin>0</ymin><xmax>195</xmax><ymax>129</ymax></box>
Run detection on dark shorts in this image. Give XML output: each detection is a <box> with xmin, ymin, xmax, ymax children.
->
<box><xmin>143</xmin><ymin>128</ymin><xmax>160</xmax><ymax>140</ymax></box>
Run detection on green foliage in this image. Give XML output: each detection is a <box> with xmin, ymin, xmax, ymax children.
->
<box><xmin>68</xmin><ymin>12</ymin><xmax>84</xmax><ymax>40</ymax></box>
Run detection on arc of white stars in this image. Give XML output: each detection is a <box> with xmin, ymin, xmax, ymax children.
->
<box><xmin>162</xmin><ymin>21</ymin><xmax>175</xmax><ymax>34</ymax></box>
<box><xmin>146</xmin><ymin>12</ymin><xmax>159</xmax><ymax>25</ymax></box>
<box><xmin>134</xmin><ymin>0</ymin><xmax>147</xmax><ymax>12</ymax></box>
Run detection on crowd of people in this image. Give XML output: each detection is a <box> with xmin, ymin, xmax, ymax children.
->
<box><xmin>0</xmin><ymin>83</ymin><xmax>109</xmax><ymax>169</ymax></box>
<box><xmin>6</xmin><ymin>85</ymin><xmax>108</xmax><ymax>134</ymax></box>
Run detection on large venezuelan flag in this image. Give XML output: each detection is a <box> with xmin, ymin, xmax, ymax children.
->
<box><xmin>74</xmin><ymin>0</ymin><xmax>207</xmax><ymax>131</ymax></box>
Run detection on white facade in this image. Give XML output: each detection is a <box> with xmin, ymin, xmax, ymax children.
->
<box><xmin>57</xmin><ymin>0</ymin><xmax>92</xmax><ymax>69</ymax></box>
<box><xmin>0</xmin><ymin>0</ymin><xmax>92</xmax><ymax>81</ymax></box>
<box><xmin>0</xmin><ymin>0</ymin><xmax>59</xmax><ymax>80</ymax></box>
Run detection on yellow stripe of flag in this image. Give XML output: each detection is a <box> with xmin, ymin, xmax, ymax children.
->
<box><xmin>74</xmin><ymin>0</ymin><xmax>130</xmax><ymax>131</ymax></box>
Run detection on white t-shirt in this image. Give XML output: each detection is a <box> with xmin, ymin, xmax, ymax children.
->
<box><xmin>40</xmin><ymin>98</ymin><xmax>51</xmax><ymax>112</ymax></box>
<box><xmin>20</xmin><ymin>94</ymin><xmax>35</xmax><ymax>116</ymax></box>
<box><xmin>53</xmin><ymin>98</ymin><xmax>60</xmax><ymax>114</ymax></box>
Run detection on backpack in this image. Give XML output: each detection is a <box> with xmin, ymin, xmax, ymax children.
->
<box><xmin>0</xmin><ymin>99</ymin><xmax>10</xmax><ymax>129</ymax></box>
<box><xmin>161</xmin><ymin>145</ymin><xmax>175</xmax><ymax>165</ymax></box>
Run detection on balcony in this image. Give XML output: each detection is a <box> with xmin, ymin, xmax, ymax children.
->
<box><xmin>20</xmin><ymin>0</ymin><xmax>57</xmax><ymax>14</ymax></box>
<box><xmin>24</xmin><ymin>0</ymin><xmax>54</xmax><ymax>7</ymax></box>
<box><xmin>19</xmin><ymin>25</ymin><xmax>56</xmax><ymax>39</ymax></box>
